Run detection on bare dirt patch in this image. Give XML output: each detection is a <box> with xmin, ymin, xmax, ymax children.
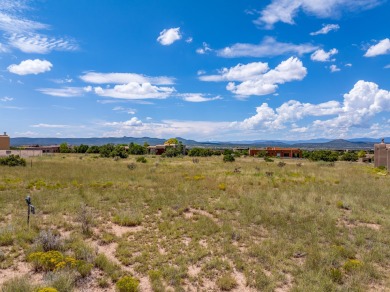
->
<box><xmin>337</xmin><ymin>217</ymin><xmax>381</xmax><ymax>231</ymax></box>
<box><xmin>108</xmin><ymin>224</ymin><xmax>144</xmax><ymax>237</ymax></box>
<box><xmin>275</xmin><ymin>273</ymin><xmax>294</xmax><ymax>292</ymax></box>
<box><xmin>0</xmin><ymin>260</ymin><xmax>41</xmax><ymax>286</ymax></box>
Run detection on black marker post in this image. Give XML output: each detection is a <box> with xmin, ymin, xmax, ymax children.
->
<box><xmin>25</xmin><ymin>196</ymin><xmax>35</xmax><ymax>228</ymax></box>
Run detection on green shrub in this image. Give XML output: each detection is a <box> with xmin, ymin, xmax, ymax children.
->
<box><xmin>99</xmin><ymin>232</ymin><xmax>116</xmax><ymax>245</ymax></box>
<box><xmin>77</xmin><ymin>204</ymin><xmax>94</xmax><ymax>236</ymax></box>
<box><xmin>217</xmin><ymin>273</ymin><xmax>237</xmax><ymax>291</ymax></box>
<box><xmin>223</xmin><ymin>154</ymin><xmax>235</xmax><ymax>162</ymax></box>
<box><xmin>116</xmin><ymin>275</ymin><xmax>139</xmax><ymax>292</ymax></box>
<box><xmin>76</xmin><ymin>261</ymin><xmax>93</xmax><ymax>277</ymax></box>
<box><xmin>70</xmin><ymin>239</ymin><xmax>96</xmax><ymax>262</ymax></box>
<box><xmin>33</xmin><ymin>230</ymin><xmax>64</xmax><ymax>252</ymax></box>
<box><xmin>343</xmin><ymin>259</ymin><xmax>363</xmax><ymax>272</ymax></box>
<box><xmin>28</xmin><ymin>251</ymin><xmax>77</xmax><ymax>272</ymax></box>
<box><xmin>44</xmin><ymin>270</ymin><xmax>77</xmax><ymax>292</ymax></box>
<box><xmin>339</xmin><ymin>152</ymin><xmax>358</xmax><ymax>162</ymax></box>
<box><xmin>1</xmin><ymin>276</ymin><xmax>35</xmax><ymax>292</ymax></box>
<box><xmin>329</xmin><ymin>268</ymin><xmax>343</xmax><ymax>283</ymax></box>
<box><xmin>0</xmin><ymin>226</ymin><xmax>13</xmax><ymax>246</ymax></box>
<box><xmin>136</xmin><ymin>156</ymin><xmax>147</xmax><ymax>163</ymax></box>
<box><xmin>218</xmin><ymin>183</ymin><xmax>226</xmax><ymax>191</ymax></box>
<box><xmin>148</xmin><ymin>270</ymin><xmax>164</xmax><ymax>291</ymax></box>
<box><xmin>127</xmin><ymin>163</ymin><xmax>136</xmax><ymax>170</ymax></box>
<box><xmin>336</xmin><ymin>201</ymin><xmax>351</xmax><ymax>210</ymax></box>
<box><xmin>28</xmin><ymin>250</ymin><xmax>91</xmax><ymax>276</ymax></box>
<box><xmin>98</xmin><ymin>277</ymin><xmax>110</xmax><ymax>288</ymax></box>
<box><xmin>95</xmin><ymin>253</ymin><xmax>122</xmax><ymax>281</ymax></box>
<box><xmin>0</xmin><ymin>248</ymin><xmax>5</xmax><ymax>261</ymax></box>
<box><xmin>113</xmin><ymin>212</ymin><xmax>142</xmax><ymax>227</ymax></box>
<box><xmin>0</xmin><ymin>155</ymin><xmax>26</xmax><ymax>167</ymax></box>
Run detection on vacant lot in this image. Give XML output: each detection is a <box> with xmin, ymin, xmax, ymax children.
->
<box><xmin>0</xmin><ymin>155</ymin><xmax>389</xmax><ymax>291</ymax></box>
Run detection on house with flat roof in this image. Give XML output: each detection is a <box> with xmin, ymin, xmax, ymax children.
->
<box><xmin>249</xmin><ymin>147</ymin><xmax>302</xmax><ymax>158</ymax></box>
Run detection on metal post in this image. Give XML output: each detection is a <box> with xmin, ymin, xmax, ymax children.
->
<box><xmin>25</xmin><ymin>196</ymin><xmax>32</xmax><ymax>229</ymax></box>
<box><xmin>27</xmin><ymin>203</ymin><xmax>30</xmax><ymax>228</ymax></box>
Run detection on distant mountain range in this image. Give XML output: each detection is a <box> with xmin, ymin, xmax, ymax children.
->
<box><xmin>10</xmin><ymin>136</ymin><xmax>388</xmax><ymax>150</ymax></box>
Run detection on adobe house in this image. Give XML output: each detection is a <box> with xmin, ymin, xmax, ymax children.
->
<box><xmin>374</xmin><ymin>139</ymin><xmax>390</xmax><ymax>169</ymax></box>
<box><xmin>249</xmin><ymin>147</ymin><xmax>302</xmax><ymax>158</ymax></box>
<box><xmin>0</xmin><ymin>132</ymin><xmax>10</xmax><ymax>150</ymax></box>
<box><xmin>22</xmin><ymin>145</ymin><xmax>60</xmax><ymax>153</ymax></box>
<box><xmin>0</xmin><ymin>133</ymin><xmax>46</xmax><ymax>157</ymax></box>
<box><xmin>147</xmin><ymin>143</ymin><xmax>186</xmax><ymax>155</ymax></box>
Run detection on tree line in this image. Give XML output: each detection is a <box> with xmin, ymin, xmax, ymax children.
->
<box><xmin>59</xmin><ymin>141</ymin><xmax>368</xmax><ymax>163</ymax></box>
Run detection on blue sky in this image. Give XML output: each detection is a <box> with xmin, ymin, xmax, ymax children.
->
<box><xmin>1</xmin><ymin>0</ymin><xmax>390</xmax><ymax>141</ymax></box>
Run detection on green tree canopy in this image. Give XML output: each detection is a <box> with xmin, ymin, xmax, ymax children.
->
<box><xmin>164</xmin><ymin>138</ymin><xmax>179</xmax><ymax>145</ymax></box>
<box><xmin>59</xmin><ymin>143</ymin><xmax>72</xmax><ymax>153</ymax></box>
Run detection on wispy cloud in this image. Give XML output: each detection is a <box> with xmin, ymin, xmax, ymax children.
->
<box><xmin>31</xmin><ymin>123</ymin><xmax>71</xmax><ymax>128</ymax></box>
<box><xmin>0</xmin><ymin>96</ymin><xmax>13</xmax><ymax>102</ymax></box>
<box><xmin>8</xmin><ymin>33</ymin><xmax>78</xmax><ymax>54</ymax></box>
<box><xmin>217</xmin><ymin>37</ymin><xmax>317</xmax><ymax>58</ymax></box>
<box><xmin>196</xmin><ymin>42</ymin><xmax>212</xmax><ymax>54</ymax></box>
<box><xmin>0</xmin><ymin>105</ymin><xmax>23</xmax><ymax>110</ymax></box>
<box><xmin>179</xmin><ymin>93</ymin><xmax>222</xmax><ymax>102</ymax></box>
<box><xmin>112</xmin><ymin>106</ymin><xmax>137</xmax><ymax>114</ymax></box>
<box><xmin>101</xmin><ymin>117</ymin><xmax>231</xmax><ymax>140</ymax></box>
<box><xmin>0</xmin><ymin>42</ymin><xmax>9</xmax><ymax>52</ymax></box>
<box><xmin>37</xmin><ymin>86</ymin><xmax>90</xmax><ymax>97</ymax></box>
<box><xmin>0</xmin><ymin>0</ymin><xmax>78</xmax><ymax>53</ymax></box>
<box><xmin>80</xmin><ymin>72</ymin><xmax>175</xmax><ymax>85</ymax></box>
<box><xmin>310</xmin><ymin>24</ymin><xmax>340</xmax><ymax>36</ymax></box>
<box><xmin>256</xmin><ymin>0</ymin><xmax>381</xmax><ymax>29</ymax></box>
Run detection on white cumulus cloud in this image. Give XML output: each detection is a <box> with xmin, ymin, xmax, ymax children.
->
<box><xmin>330</xmin><ymin>64</ymin><xmax>341</xmax><ymax>72</ymax></box>
<box><xmin>231</xmin><ymin>80</ymin><xmax>390</xmax><ymax>138</ymax></box>
<box><xmin>217</xmin><ymin>37</ymin><xmax>317</xmax><ymax>58</ymax></box>
<box><xmin>157</xmin><ymin>27</ymin><xmax>182</xmax><ymax>46</ymax></box>
<box><xmin>310</xmin><ymin>24</ymin><xmax>340</xmax><ymax>35</ymax></box>
<box><xmin>235</xmin><ymin>100</ymin><xmax>342</xmax><ymax>130</ymax></box>
<box><xmin>200</xmin><ymin>62</ymin><xmax>270</xmax><ymax>82</ymax></box>
<box><xmin>311</xmin><ymin>48</ymin><xmax>338</xmax><ymax>62</ymax></box>
<box><xmin>200</xmin><ymin>57</ymin><xmax>307</xmax><ymax>97</ymax></box>
<box><xmin>94</xmin><ymin>82</ymin><xmax>175</xmax><ymax>100</ymax></box>
<box><xmin>7</xmin><ymin>59</ymin><xmax>52</xmax><ymax>75</ymax></box>
<box><xmin>104</xmin><ymin>117</ymin><xmax>143</xmax><ymax>127</ymax></box>
<box><xmin>364</xmin><ymin>38</ymin><xmax>390</xmax><ymax>57</ymax></box>
<box><xmin>312</xmin><ymin>80</ymin><xmax>390</xmax><ymax>136</ymax></box>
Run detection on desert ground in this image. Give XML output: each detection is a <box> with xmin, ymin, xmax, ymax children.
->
<box><xmin>0</xmin><ymin>154</ymin><xmax>389</xmax><ymax>291</ymax></box>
